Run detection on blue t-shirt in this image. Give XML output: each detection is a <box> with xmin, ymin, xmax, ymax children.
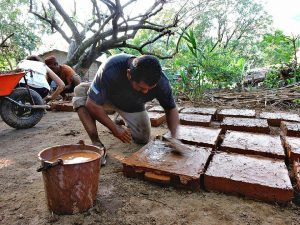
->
<box><xmin>88</xmin><ymin>54</ymin><xmax>176</xmax><ymax>113</ymax></box>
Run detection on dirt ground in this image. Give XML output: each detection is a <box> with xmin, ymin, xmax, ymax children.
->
<box><xmin>1</xmin><ymin>110</ymin><xmax>300</xmax><ymax>225</ymax></box>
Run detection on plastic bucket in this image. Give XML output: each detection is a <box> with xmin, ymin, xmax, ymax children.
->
<box><xmin>38</xmin><ymin>142</ymin><xmax>104</xmax><ymax>214</ymax></box>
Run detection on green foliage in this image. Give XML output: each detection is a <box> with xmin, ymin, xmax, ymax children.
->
<box><xmin>263</xmin><ymin>67</ymin><xmax>282</xmax><ymax>88</ymax></box>
<box><xmin>260</xmin><ymin>30</ymin><xmax>294</xmax><ymax>65</ymax></box>
<box><xmin>0</xmin><ymin>0</ymin><xmax>44</xmax><ymax>69</ymax></box>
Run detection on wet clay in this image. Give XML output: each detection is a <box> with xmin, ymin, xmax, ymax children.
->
<box><xmin>259</xmin><ymin>112</ymin><xmax>300</xmax><ymax>126</ymax></box>
<box><xmin>283</xmin><ymin>136</ymin><xmax>300</xmax><ymax>162</ymax></box>
<box><xmin>148</xmin><ymin>112</ymin><xmax>166</xmax><ymax>127</ymax></box>
<box><xmin>221</xmin><ymin>117</ymin><xmax>270</xmax><ymax>134</ymax></box>
<box><xmin>204</xmin><ymin>152</ymin><xmax>293</xmax><ymax>203</ymax></box>
<box><xmin>179</xmin><ymin>114</ymin><xmax>212</xmax><ymax>127</ymax></box>
<box><xmin>164</xmin><ymin>125</ymin><xmax>221</xmax><ymax>148</ymax></box>
<box><xmin>217</xmin><ymin>109</ymin><xmax>256</xmax><ymax>121</ymax></box>
<box><xmin>281</xmin><ymin>121</ymin><xmax>300</xmax><ymax>137</ymax></box>
<box><xmin>180</xmin><ymin>107</ymin><xmax>217</xmax><ymax>116</ymax></box>
<box><xmin>123</xmin><ymin>140</ymin><xmax>212</xmax><ymax>190</ymax></box>
<box><xmin>220</xmin><ymin>130</ymin><xmax>285</xmax><ymax>159</ymax></box>
<box><xmin>50</xmin><ymin>150</ymin><xmax>100</xmax><ymax>164</ymax></box>
<box><xmin>293</xmin><ymin>161</ymin><xmax>300</xmax><ymax>191</ymax></box>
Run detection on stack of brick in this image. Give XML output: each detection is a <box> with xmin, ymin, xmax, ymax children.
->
<box><xmin>259</xmin><ymin>112</ymin><xmax>300</xmax><ymax>126</ymax></box>
<box><xmin>123</xmin><ymin>140</ymin><xmax>212</xmax><ymax>190</ymax></box>
<box><xmin>147</xmin><ymin>112</ymin><xmax>166</xmax><ymax>127</ymax></box>
<box><xmin>281</xmin><ymin>121</ymin><xmax>300</xmax><ymax>137</ymax></box>
<box><xmin>180</xmin><ymin>107</ymin><xmax>217</xmax><ymax>117</ymax></box>
<box><xmin>148</xmin><ymin>106</ymin><xmax>165</xmax><ymax>113</ymax></box>
<box><xmin>293</xmin><ymin>161</ymin><xmax>300</xmax><ymax>191</ymax></box>
<box><xmin>163</xmin><ymin>125</ymin><xmax>221</xmax><ymax>149</ymax></box>
<box><xmin>204</xmin><ymin>152</ymin><xmax>293</xmax><ymax>203</ymax></box>
<box><xmin>50</xmin><ymin>101</ymin><xmax>74</xmax><ymax>112</ymax></box>
<box><xmin>282</xmin><ymin>136</ymin><xmax>300</xmax><ymax>163</ymax></box>
<box><xmin>221</xmin><ymin>117</ymin><xmax>270</xmax><ymax>134</ymax></box>
<box><xmin>216</xmin><ymin>109</ymin><xmax>256</xmax><ymax>121</ymax></box>
<box><xmin>179</xmin><ymin>114</ymin><xmax>212</xmax><ymax>127</ymax></box>
<box><xmin>220</xmin><ymin>130</ymin><xmax>285</xmax><ymax>159</ymax></box>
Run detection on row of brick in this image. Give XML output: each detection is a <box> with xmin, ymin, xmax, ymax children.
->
<box><xmin>123</xmin><ymin>124</ymin><xmax>300</xmax><ymax>204</ymax></box>
<box><xmin>148</xmin><ymin>106</ymin><xmax>300</xmax><ymax>126</ymax></box>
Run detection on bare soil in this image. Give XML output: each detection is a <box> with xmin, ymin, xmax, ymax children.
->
<box><xmin>1</xmin><ymin>111</ymin><xmax>300</xmax><ymax>225</ymax></box>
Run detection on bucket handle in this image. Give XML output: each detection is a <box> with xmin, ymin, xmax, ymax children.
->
<box><xmin>37</xmin><ymin>159</ymin><xmax>63</xmax><ymax>172</ymax></box>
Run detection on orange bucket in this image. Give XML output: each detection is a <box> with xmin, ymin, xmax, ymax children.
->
<box><xmin>0</xmin><ymin>71</ymin><xmax>25</xmax><ymax>96</ymax></box>
<box><xmin>38</xmin><ymin>142</ymin><xmax>104</xmax><ymax>214</ymax></box>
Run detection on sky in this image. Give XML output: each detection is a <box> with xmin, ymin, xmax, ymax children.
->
<box><xmin>38</xmin><ymin>0</ymin><xmax>300</xmax><ymax>53</ymax></box>
<box><xmin>261</xmin><ymin>0</ymin><xmax>300</xmax><ymax>35</ymax></box>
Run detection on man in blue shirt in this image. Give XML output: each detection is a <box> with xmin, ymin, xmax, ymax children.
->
<box><xmin>73</xmin><ymin>54</ymin><xmax>179</xmax><ymax>165</ymax></box>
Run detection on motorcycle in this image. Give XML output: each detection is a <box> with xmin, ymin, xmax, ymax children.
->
<box><xmin>0</xmin><ymin>70</ymin><xmax>50</xmax><ymax>129</ymax></box>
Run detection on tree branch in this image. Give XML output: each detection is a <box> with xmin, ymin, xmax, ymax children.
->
<box><xmin>0</xmin><ymin>33</ymin><xmax>14</xmax><ymax>48</ymax></box>
<box><xmin>49</xmin><ymin>0</ymin><xmax>82</xmax><ymax>44</ymax></box>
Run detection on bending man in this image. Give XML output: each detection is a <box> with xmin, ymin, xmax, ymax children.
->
<box><xmin>73</xmin><ymin>54</ymin><xmax>179</xmax><ymax>165</ymax></box>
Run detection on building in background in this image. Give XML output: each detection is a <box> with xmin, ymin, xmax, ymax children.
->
<box><xmin>39</xmin><ymin>49</ymin><xmax>101</xmax><ymax>81</ymax></box>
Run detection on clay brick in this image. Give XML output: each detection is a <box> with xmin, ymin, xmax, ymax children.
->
<box><xmin>217</xmin><ymin>109</ymin><xmax>256</xmax><ymax>121</ymax></box>
<box><xmin>148</xmin><ymin>106</ymin><xmax>164</xmax><ymax>113</ymax></box>
<box><xmin>148</xmin><ymin>106</ymin><xmax>183</xmax><ymax>113</ymax></box>
<box><xmin>180</xmin><ymin>107</ymin><xmax>217</xmax><ymax>116</ymax></box>
<box><xmin>293</xmin><ymin>161</ymin><xmax>300</xmax><ymax>191</ymax></box>
<box><xmin>204</xmin><ymin>152</ymin><xmax>293</xmax><ymax>203</ymax></box>
<box><xmin>164</xmin><ymin>125</ymin><xmax>222</xmax><ymax>148</ymax></box>
<box><xmin>50</xmin><ymin>101</ymin><xmax>74</xmax><ymax>112</ymax></box>
<box><xmin>221</xmin><ymin>117</ymin><xmax>270</xmax><ymax>134</ymax></box>
<box><xmin>259</xmin><ymin>112</ymin><xmax>300</xmax><ymax>126</ymax></box>
<box><xmin>148</xmin><ymin>112</ymin><xmax>166</xmax><ymax>127</ymax></box>
<box><xmin>179</xmin><ymin>114</ymin><xmax>212</xmax><ymax>126</ymax></box>
<box><xmin>123</xmin><ymin>140</ymin><xmax>212</xmax><ymax>190</ymax></box>
<box><xmin>220</xmin><ymin>131</ymin><xmax>285</xmax><ymax>159</ymax></box>
<box><xmin>283</xmin><ymin>136</ymin><xmax>300</xmax><ymax>162</ymax></box>
<box><xmin>281</xmin><ymin>121</ymin><xmax>300</xmax><ymax>137</ymax></box>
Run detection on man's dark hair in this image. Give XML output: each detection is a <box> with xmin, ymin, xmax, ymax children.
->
<box><xmin>129</xmin><ymin>55</ymin><xmax>162</xmax><ymax>86</ymax></box>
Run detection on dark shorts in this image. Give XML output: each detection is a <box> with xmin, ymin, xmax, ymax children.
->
<box><xmin>18</xmin><ymin>83</ymin><xmax>49</xmax><ymax>98</ymax></box>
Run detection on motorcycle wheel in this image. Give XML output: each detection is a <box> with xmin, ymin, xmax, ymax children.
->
<box><xmin>0</xmin><ymin>88</ymin><xmax>44</xmax><ymax>129</ymax></box>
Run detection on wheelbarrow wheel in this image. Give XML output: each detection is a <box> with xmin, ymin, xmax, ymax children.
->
<box><xmin>0</xmin><ymin>88</ymin><xmax>44</xmax><ymax>129</ymax></box>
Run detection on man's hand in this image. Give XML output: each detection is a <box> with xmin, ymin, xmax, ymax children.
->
<box><xmin>112</xmin><ymin>125</ymin><xmax>132</xmax><ymax>143</ymax></box>
<box><xmin>44</xmin><ymin>95</ymin><xmax>52</xmax><ymax>103</ymax></box>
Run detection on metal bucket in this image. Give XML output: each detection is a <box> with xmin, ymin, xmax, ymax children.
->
<box><xmin>37</xmin><ymin>142</ymin><xmax>104</xmax><ymax>214</ymax></box>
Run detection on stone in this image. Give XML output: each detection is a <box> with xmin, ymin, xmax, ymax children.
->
<box><xmin>148</xmin><ymin>112</ymin><xmax>166</xmax><ymax>127</ymax></box>
<box><xmin>221</xmin><ymin>117</ymin><xmax>270</xmax><ymax>134</ymax></box>
<box><xmin>179</xmin><ymin>114</ymin><xmax>212</xmax><ymax>126</ymax></box>
<box><xmin>204</xmin><ymin>152</ymin><xmax>293</xmax><ymax>203</ymax></box>
<box><xmin>164</xmin><ymin>125</ymin><xmax>222</xmax><ymax>148</ymax></box>
<box><xmin>281</xmin><ymin>121</ymin><xmax>300</xmax><ymax>137</ymax></box>
<box><xmin>123</xmin><ymin>140</ymin><xmax>212</xmax><ymax>190</ymax></box>
<box><xmin>217</xmin><ymin>109</ymin><xmax>256</xmax><ymax>121</ymax></box>
<box><xmin>259</xmin><ymin>112</ymin><xmax>300</xmax><ymax>126</ymax></box>
<box><xmin>220</xmin><ymin>131</ymin><xmax>285</xmax><ymax>159</ymax></box>
<box><xmin>282</xmin><ymin>136</ymin><xmax>300</xmax><ymax>163</ymax></box>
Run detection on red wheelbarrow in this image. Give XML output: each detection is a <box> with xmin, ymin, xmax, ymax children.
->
<box><xmin>0</xmin><ymin>70</ymin><xmax>50</xmax><ymax>129</ymax></box>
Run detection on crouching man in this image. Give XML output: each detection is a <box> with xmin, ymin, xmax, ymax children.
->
<box><xmin>72</xmin><ymin>54</ymin><xmax>179</xmax><ymax>165</ymax></box>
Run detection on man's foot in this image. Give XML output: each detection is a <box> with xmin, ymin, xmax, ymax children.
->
<box><xmin>92</xmin><ymin>142</ymin><xmax>107</xmax><ymax>166</ymax></box>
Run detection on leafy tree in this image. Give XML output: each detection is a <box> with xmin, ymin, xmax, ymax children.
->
<box><xmin>30</xmin><ymin>0</ymin><xmax>194</xmax><ymax>76</ymax></box>
<box><xmin>0</xmin><ymin>0</ymin><xmax>43</xmax><ymax>70</ymax></box>
<box><xmin>260</xmin><ymin>30</ymin><xmax>295</xmax><ymax>65</ymax></box>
